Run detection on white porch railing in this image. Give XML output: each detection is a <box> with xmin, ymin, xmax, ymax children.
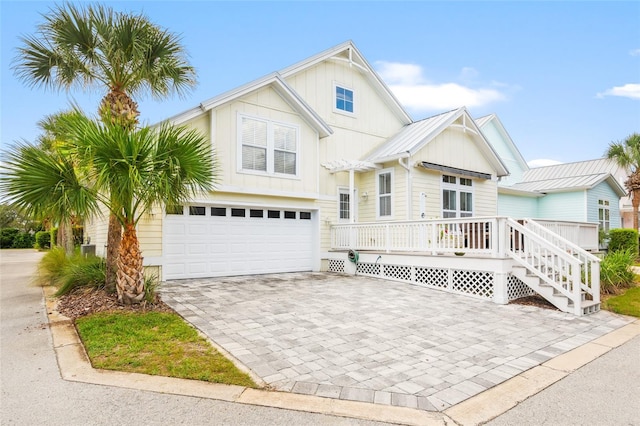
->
<box><xmin>520</xmin><ymin>218</ymin><xmax>601</xmax><ymax>306</ymax></box>
<box><xmin>331</xmin><ymin>217</ymin><xmax>497</xmax><ymax>255</ymax></box>
<box><xmin>532</xmin><ymin>219</ymin><xmax>600</xmax><ymax>251</ymax></box>
<box><xmin>330</xmin><ymin>216</ymin><xmax>600</xmax><ymax>316</ymax></box>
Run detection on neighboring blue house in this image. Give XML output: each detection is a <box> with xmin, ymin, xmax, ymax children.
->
<box><xmin>477</xmin><ymin>114</ymin><xmax>627</xmax><ymax>233</ymax></box>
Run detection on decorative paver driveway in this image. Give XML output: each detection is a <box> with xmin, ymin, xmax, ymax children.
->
<box><xmin>161</xmin><ymin>273</ymin><xmax>632</xmax><ymax>411</ymax></box>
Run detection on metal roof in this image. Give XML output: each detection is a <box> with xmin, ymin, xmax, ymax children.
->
<box><xmin>362</xmin><ymin>107</ymin><xmax>509</xmax><ymax>177</ymax></box>
<box><xmin>522</xmin><ymin>158</ymin><xmax>624</xmax><ymax>181</ymax></box>
<box><xmin>363</xmin><ymin>108</ymin><xmax>460</xmax><ymax>162</ymax></box>
<box><xmin>511</xmin><ymin>173</ymin><xmax>626</xmax><ymax>196</ymax></box>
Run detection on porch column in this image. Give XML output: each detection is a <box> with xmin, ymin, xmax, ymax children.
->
<box><xmin>349</xmin><ymin>168</ymin><xmax>355</xmax><ymax>224</ymax></box>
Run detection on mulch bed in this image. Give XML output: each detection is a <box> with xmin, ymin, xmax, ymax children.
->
<box><xmin>509</xmin><ymin>295</ymin><xmax>558</xmax><ymax>310</ymax></box>
<box><xmin>56</xmin><ymin>287</ymin><xmax>176</xmax><ymax>321</ymax></box>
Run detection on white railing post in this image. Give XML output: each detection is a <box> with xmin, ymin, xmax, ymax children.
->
<box><xmin>385</xmin><ymin>223</ymin><xmax>391</xmax><ymax>253</ymax></box>
<box><xmin>495</xmin><ymin>218</ymin><xmax>504</xmax><ymax>258</ymax></box>
<box><xmin>573</xmin><ymin>265</ymin><xmax>582</xmax><ymax>316</ymax></box>
<box><xmin>591</xmin><ymin>260</ymin><xmax>600</xmax><ymax>304</ymax></box>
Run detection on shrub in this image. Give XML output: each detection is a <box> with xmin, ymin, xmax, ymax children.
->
<box><xmin>144</xmin><ymin>274</ymin><xmax>160</xmax><ymax>304</ymax></box>
<box><xmin>73</xmin><ymin>225</ymin><xmax>84</xmax><ymax>246</ymax></box>
<box><xmin>608</xmin><ymin>228</ymin><xmax>639</xmax><ymax>256</ymax></box>
<box><xmin>55</xmin><ymin>255</ymin><xmax>106</xmax><ymax>296</ymax></box>
<box><xmin>35</xmin><ymin>231</ymin><xmax>51</xmax><ymax>250</ymax></box>
<box><xmin>50</xmin><ymin>227</ymin><xmax>58</xmax><ymax>247</ymax></box>
<box><xmin>600</xmin><ymin>248</ymin><xmax>637</xmax><ymax>294</ymax></box>
<box><xmin>0</xmin><ymin>228</ymin><xmax>19</xmax><ymax>248</ymax></box>
<box><xmin>36</xmin><ymin>246</ymin><xmax>71</xmax><ymax>286</ymax></box>
<box><xmin>11</xmin><ymin>232</ymin><xmax>34</xmax><ymax>248</ymax></box>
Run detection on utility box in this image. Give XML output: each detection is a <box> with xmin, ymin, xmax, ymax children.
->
<box><xmin>81</xmin><ymin>244</ymin><xmax>96</xmax><ymax>257</ymax></box>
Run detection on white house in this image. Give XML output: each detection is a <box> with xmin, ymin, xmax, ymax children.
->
<box><xmin>84</xmin><ymin>41</ymin><xmax>602</xmax><ymax>316</ymax></box>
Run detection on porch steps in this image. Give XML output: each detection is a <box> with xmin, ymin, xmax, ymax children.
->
<box><xmin>511</xmin><ymin>266</ymin><xmax>600</xmax><ymax>316</ymax></box>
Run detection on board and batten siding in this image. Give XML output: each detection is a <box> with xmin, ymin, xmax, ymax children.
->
<box><xmin>498</xmin><ymin>193</ymin><xmax>539</xmax><ymax>218</ymax></box>
<box><xmin>284</xmin><ymin>59</ymin><xmax>405</xmax><ymax>142</ymax></box>
<box><xmin>587</xmin><ymin>181</ymin><xmax>621</xmax><ymax>229</ymax></box>
<box><xmin>537</xmin><ymin>191</ymin><xmax>587</xmax><ymax>222</ymax></box>
<box><xmin>480</xmin><ymin>121</ymin><xmax>527</xmax><ymax>187</ymax></box>
<box><xmin>198</xmin><ymin>86</ymin><xmax>319</xmax><ymax>197</ymax></box>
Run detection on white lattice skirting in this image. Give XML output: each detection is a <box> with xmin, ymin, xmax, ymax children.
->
<box><xmin>327</xmin><ymin>259</ymin><xmax>536</xmax><ymax>303</ymax></box>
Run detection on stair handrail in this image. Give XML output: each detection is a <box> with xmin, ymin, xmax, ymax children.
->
<box><xmin>505</xmin><ymin>218</ymin><xmax>585</xmax><ymax>313</ymax></box>
<box><xmin>522</xmin><ymin>218</ymin><xmax>600</xmax><ymax>301</ymax></box>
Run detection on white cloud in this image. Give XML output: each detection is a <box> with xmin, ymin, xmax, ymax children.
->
<box><xmin>375</xmin><ymin>61</ymin><xmax>507</xmax><ymax>112</ymax></box>
<box><xmin>630</xmin><ymin>49</ymin><xmax>640</xmax><ymax>56</ymax></box>
<box><xmin>528</xmin><ymin>159</ymin><xmax>563</xmax><ymax>168</ymax></box>
<box><xmin>597</xmin><ymin>83</ymin><xmax>640</xmax><ymax>100</ymax></box>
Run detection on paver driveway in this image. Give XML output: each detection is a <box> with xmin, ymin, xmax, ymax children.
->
<box><xmin>161</xmin><ymin>272</ymin><xmax>632</xmax><ymax>411</ymax></box>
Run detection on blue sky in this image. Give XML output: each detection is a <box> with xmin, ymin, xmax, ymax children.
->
<box><xmin>1</xmin><ymin>1</ymin><xmax>639</xmax><ymax>167</ymax></box>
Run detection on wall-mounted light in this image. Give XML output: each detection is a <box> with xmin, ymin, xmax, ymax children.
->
<box><xmin>361</xmin><ymin>192</ymin><xmax>368</xmax><ymax>200</ymax></box>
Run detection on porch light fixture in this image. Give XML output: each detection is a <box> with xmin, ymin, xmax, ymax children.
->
<box><xmin>361</xmin><ymin>192</ymin><xmax>368</xmax><ymax>200</ymax></box>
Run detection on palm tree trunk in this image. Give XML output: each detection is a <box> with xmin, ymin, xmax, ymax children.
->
<box><xmin>105</xmin><ymin>213</ymin><xmax>121</xmax><ymax>293</ymax></box>
<box><xmin>57</xmin><ymin>219</ymin><xmax>74</xmax><ymax>255</ymax></box>
<box><xmin>116</xmin><ymin>221</ymin><xmax>145</xmax><ymax>305</ymax></box>
<box><xmin>632</xmin><ymin>189</ymin><xmax>640</xmax><ymax>231</ymax></box>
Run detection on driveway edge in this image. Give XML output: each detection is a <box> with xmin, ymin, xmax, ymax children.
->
<box><xmin>44</xmin><ymin>286</ymin><xmax>640</xmax><ymax>426</ymax></box>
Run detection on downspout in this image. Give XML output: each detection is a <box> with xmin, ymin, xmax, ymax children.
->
<box><xmin>398</xmin><ymin>152</ymin><xmax>412</xmax><ymax>220</ymax></box>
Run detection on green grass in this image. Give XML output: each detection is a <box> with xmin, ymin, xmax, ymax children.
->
<box><xmin>603</xmin><ymin>286</ymin><xmax>640</xmax><ymax>318</ymax></box>
<box><xmin>75</xmin><ymin>311</ymin><xmax>258</xmax><ymax>387</ymax></box>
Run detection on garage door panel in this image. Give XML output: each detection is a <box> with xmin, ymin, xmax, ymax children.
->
<box><xmin>164</xmin><ymin>206</ymin><xmax>314</xmax><ymax>279</ymax></box>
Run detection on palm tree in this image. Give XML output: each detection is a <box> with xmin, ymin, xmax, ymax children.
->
<box><xmin>13</xmin><ymin>2</ymin><xmax>197</xmax><ymax>290</ymax></box>
<box><xmin>64</xmin><ymin>115</ymin><xmax>215</xmax><ymax>304</ymax></box>
<box><xmin>0</xmin><ymin>138</ymin><xmax>98</xmax><ymax>255</ymax></box>
<box><xmin>606</xmin><ymin>133</ymin><xmax>640</xmax><ymax>230</ymax></box>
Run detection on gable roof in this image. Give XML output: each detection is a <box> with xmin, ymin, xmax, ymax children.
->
<box><xmin>164</xmin><ymin>40</ymin><xmax>413</xmax><ymax>138</ymax></box>
<box><xmin>363</xmin><ymin>107</ymin><xmax>509</xmax><ymax>177</ymax></box>
<box><xmin>279</xmin><ymin>40</ymin><xmax>412</xmax><ymax>125</ymax></box>
<box><xmin>476</xmin><ymin>113</ymin><xmax>529</xmax><ymax>173</ymax></box>
<box><xmin>165</xmin><ymin>74</ymin><xmax>333</xmax><ymax>138</ymax></box>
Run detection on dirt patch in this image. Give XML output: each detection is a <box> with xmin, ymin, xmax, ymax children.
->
<box><xmin>56</xmin><ymin>287</ymin><xmax>175</xmax><ymax>321</ymax></box>
<box><xmin>509</xmin><ymin>295</ymin><xmax>559</xmax><ymax>311</ymax></box>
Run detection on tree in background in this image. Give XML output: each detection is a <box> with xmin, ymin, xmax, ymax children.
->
<box><xmin>606</xmin><ymin>133</ymin><xmax>640</xmax><ymax>231</ymax></box>
<box><xmin>13</xmin><ymin>2</ymin><xmax>197</xmax><ymax>290</ymax></box>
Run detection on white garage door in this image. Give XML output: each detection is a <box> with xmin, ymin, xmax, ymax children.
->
<box><xmin>163</xmin><ymin>205</ymin><xmax>316</xmax><ymax>280</ymax></box>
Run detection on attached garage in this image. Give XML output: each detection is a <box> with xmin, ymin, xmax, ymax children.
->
<box><xmin>163</xmin><ymin>205</ymin><xmax>317</xmax><ymax>280</ymax></box>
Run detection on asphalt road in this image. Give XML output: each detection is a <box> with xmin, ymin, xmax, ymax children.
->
<box><xmin>0</xmin><ymin>249</ymin><xmax>390</xmax><ymax>426</ymax></box>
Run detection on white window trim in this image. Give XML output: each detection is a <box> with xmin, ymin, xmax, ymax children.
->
<box><xmin>337</xmin><ymin>186</ymin><xmax>358</xmax><ymax>223</ymax></box>
<box><xmin>333</xmin><ymin>81</ymin><xmax>356</xmax><ymax>117</ymax></box>
<box><xmin>441</xmin><ymin>175</ymin><xmax>475</xmax><ymax>218</ymax></box>
<box><xmin>376</xmin><ymin>168</ymin><xmax>394</xmax><ymax>220</ymax></box>
<box><xmin>236</xmin><ymin>113</ymin><xmax>301</xmax><ymax>179</ymax></box>
<box><xmin>598</xmin><ymin>199</ymin><xmax>610</xmax><ymax>231</ymax></box>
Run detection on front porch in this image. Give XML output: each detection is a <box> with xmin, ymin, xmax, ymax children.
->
<box><xmin>323</xmin><ymin>217</ymin><xmax>601</xmax><ymax>316</ymax></box>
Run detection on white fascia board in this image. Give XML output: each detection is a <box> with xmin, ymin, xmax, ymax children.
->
<box><xmin>498</xmin><ymin>186</ymin><xmax>544</xmax><ymax>197</ymax></box>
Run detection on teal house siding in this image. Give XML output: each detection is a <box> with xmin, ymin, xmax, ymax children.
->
<box><xmin>498</xmin><ymin>193</ymin><xmax>538</xmax><ymax>217</ymax></box>
<box><xmin>587</xmin><ymin>181</ymin><xmax>621</xmax><ymax>229</ymax></box>
<box><xmin>537</xmin><ymin>191</ymin><xmax>587</xmax><ymax>222</ymax></box>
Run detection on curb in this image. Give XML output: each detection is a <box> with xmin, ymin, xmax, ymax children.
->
<box><xmin>44</xmin><ymin>286</ymin><xmax>640</xmax><ymax>426</ymax></box>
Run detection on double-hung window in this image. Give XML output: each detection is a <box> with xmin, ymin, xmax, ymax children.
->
<box><xmin>339</xmin><ymin>188</ymin><xmax>350</xmax><ymax>221</ymax></box>
<box><xmin>377</xmin><ymin>169</ymin><xmax>393</xmax><ymax>218</ymax></box>
<box><xmin>598</xmin><ymin>199</ymin><xmax>610</xmax><ymax>232</ymax></box>
<box><xmin>334</xmin><ymin>84</ymin><xmax>354</xmax><ymax>114</ymax></box>
<box><xmin>442</xmin><ymin>175</ymin><xmax>473</xmax><ymax>218</ymax></box>
<box><xmin>239</xmin><ymin>115</ymin><xmax>298</xmax><ymax>176</ymax></box>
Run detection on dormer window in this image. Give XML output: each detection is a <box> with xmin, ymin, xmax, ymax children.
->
<box><xmin>334</xmin><ymin>83</ymin><xmax>354</xmax><ymax>114</ymax></box>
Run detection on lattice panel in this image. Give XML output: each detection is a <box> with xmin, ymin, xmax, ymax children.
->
<box><xmin>356</xmin><ymin>262</ymin><xmax>381</xmax><ymax>276</ymax></box>
<box><xmin>383</xmin><ymin>265</ymin><xmax>411</xmax><ymax>281</ymax></box>
<box><xmin>507</xmin><ymin>274</ymin><xmax>536</xmax><ymax>300</ymax></box>
<box><xmin>415</xmin><ymin>267</ymin><xmax>449</xmax><ymax>289</ymax></box>
<box><xmin>452</xmin><ymin>270</ymin><xmax>493</xmax><ymax>299</ymax></box>
<box><xmin>328</xmin><ymin>259</ymin><xmax>345</xmax><ymax>273</ymax></box>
